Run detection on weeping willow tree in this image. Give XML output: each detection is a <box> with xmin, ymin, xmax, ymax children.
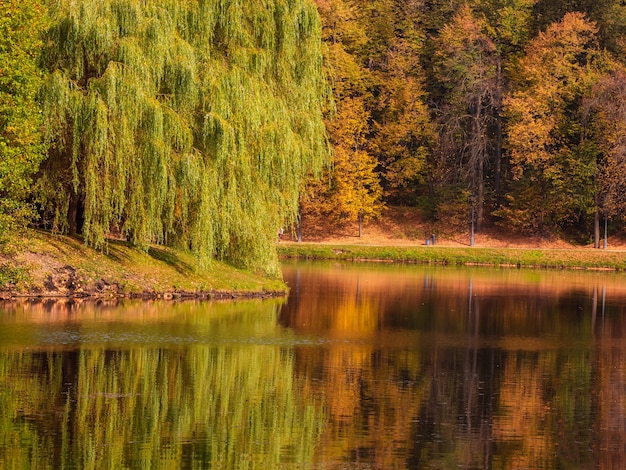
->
<box><xmin>37</xmin><ymin>0</ymin><xmax>330</xmax><ymax>275</ymax></box>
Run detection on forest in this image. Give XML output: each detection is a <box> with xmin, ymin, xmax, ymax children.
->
<box><xmin>2</xmin><ymin>0</ymin><xmax>626</xmax><ymax>275</ymax></box>
<box><xmin>305</xmin><ymin>0</ymin><xmax>626</xmax><ymax>245</ymax></box>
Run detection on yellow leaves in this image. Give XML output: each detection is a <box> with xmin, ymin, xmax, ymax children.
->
<box><xmin>504</xmin><ymin>92</ymin><xmax>556</xmax><ymax>170</ymax></box>
<box><xmin>519</xmin><ymin>12</ymin><xmax>599</xmax><ymax>88</ymax></box>
<box><xmin>326</xmin><ymin>97</ymin><xmax>367</xmax><ymax>149</ymax></box>
<box><xmin>499</xmin><ymin>11</ymin><xmax>624</xmax><ymax>235</ymax></box>
<box><xmin>384</xmin><ymin>153</ymin><xmax>425</xmax><ymax>188</ymax></box>
<box><xmin>440</xmin><ymin>4</ymin><xmax>486</xmax><ymax>49</ymax></box>
<box><xmin>493</xmin><ymin>0</ymin><xmax>536</xmax><ymax>48</ymax></box>
<box><xmin>505</xmin><ymin>12</ymin><xmax>605</xmax><ymax>173</ymax></box>
<box><xmin>325</xmin><ymin>43</ymin><xmax>368</xmax><ymax>99</ymax></box>
<box><xmin>316</xmin><ymin>0</ymin><xmax>368</xmax><ymax>48</ymax></box>
<box><xmin>308</xmin><ymin>91</ymin><xmax>383</xmax><ymax>230</ymax></box>
<box><xmin>332</xmin><ymin>146</ymin><xmax>383</xmax><ymax>223</ymax></box>
<box><xmin>584</xmin><ymin>68</ymin><xmax>626</xmax><ymax>215</ymax></box>
<box><xmin>436</xmin><ymin>4</ymin><xmax>496</xmax><ymax>84</ymax></box>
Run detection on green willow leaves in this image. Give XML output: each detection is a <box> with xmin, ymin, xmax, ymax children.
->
<box><xmin>38</xmin><ymin>0</ymin><xmax>331</xmax><ymax>275</ymax></box>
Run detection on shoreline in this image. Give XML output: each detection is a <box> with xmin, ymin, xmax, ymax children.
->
<box><xmin>4</xmin><ymin>225</ymin><xmax>626</xmax><ymax>301</ymax></box>
<box><xmin>0</xmin><ymin>289</ymin><xmax>286</xmax><ymax>301</ymax></box>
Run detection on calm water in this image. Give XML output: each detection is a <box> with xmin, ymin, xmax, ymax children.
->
<box><xmin>2</xmin><ymin>261</ymin><xmax>626</xmax><ymax>468</ymax></box>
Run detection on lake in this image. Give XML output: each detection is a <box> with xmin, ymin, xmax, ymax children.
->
<box><xmin>1</xmin><ymin>260</ymin><xmax>626</xmax><ymax>468</ymax></box>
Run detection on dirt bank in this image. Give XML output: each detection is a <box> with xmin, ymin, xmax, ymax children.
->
<box><xmin>0</xmin><ymin>231</ymin><xmax>286</xmax><ymax>299</ymax></box>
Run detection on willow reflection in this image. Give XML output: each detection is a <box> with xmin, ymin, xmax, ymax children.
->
<box><xmin>0</xmin><ymin>299</ymin><xmax>324</xmax><ymax>469</ymax></box>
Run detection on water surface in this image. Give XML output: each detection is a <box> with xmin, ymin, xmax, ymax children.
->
<box><xmin>1</xmin><ymin>261</ymin><xmax>626</xmax><ymax>468</ymax></box>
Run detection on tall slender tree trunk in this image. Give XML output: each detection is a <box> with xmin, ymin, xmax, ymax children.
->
<box><xmin>477</xmin><ymin>159</ymin><xmax>484</xmax><ymax>232</ymax></box>
<box><xmin>297</xmin><ymin>203</ymin><xmax>303</xmax><ymax>243</ymax></box>
<box><xmin>494</xmin><ymin>60</ymin><xmax>502</xmax><ymax>199</ymax></box>
<box><xmin>358</xmin><ymin>212</ymin><xmax>363</xmax><ymax>238</ymax></box>
<box><xmin>471</xmin><ymin>100</ymin><xmax>485</xmax><ymax>232</ymax></box>
<box><xmin>594</xmin><ymin>204</ymin><xmax>600</xmax><ymax>249</ymax></box>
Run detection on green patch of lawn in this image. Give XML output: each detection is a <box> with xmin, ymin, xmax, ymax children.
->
<box><xmin>277</xmin><ymin>243</ymin><xmax>626</xmax><ymax>271</ymax></box>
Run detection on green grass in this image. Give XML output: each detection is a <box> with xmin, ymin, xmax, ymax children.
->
<box><xmin>1</xmin><ymin>230</ymin><xmax>286</xmax><ymax>296</ymax></box>
<box><xmin>277</xmin><ymin>243</ymin><xmax>626</xmax><ymax>271</ymax></box>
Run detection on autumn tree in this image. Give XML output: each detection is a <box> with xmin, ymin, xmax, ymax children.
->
<box><xmin>362</xmin><ymin>0</ymin><xmax>435</xmax><ymax>203</ymax></box>
<box><xmin>305</xmin><ymin>0</ymin><xmax>383</xmax><ymax>237</ymax></box>
<box><xmin>0</xmin><ymin>0</ymin><xmax>48</xmax><ymax>247</ymax></box>
<box><xmin>531</xmin><ymin>0</ymin><xmax>626</xmax><ymax>54</ymax></box>
<box><xmin>37</xmin><ymin>0</ymin><xmax>330</xmax><ymax>275</ymax></box>
<box><xmin>431</xmin><ymin>5</ymin><xmax>501</xmax><ymax>232</ymax></box>
<box><xmin>502</xmin><ymin>12</ymin><xmax>609</xmax><ymax>236</ymax></box>
<box><xmin>304</xmin><ymin>0</ymin><xmax>626</xmax><ymax>242</ymax></box>
<box><xmin>327</xmin><ymin>98</ymin><xmax>383</xmax><ymax>237</ymax></box>
<box><xmin>583</xmin><ymin>69</ymin><xmax>626</xmax><ymax>246</ymax></box>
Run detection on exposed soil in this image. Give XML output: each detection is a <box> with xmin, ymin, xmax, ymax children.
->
<box><xmin>283</xmin><ymin>206</ymin><xmax>626</xmax><ymax>250</ymax></box>
<box><xmin>3</xmin><ymin>249</ymin><xmax>285</xmax><ymax>300</ymax></box>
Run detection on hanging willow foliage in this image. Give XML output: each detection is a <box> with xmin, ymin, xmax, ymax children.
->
<box><xmin>38</xmin><ymin>0</ymin><xmax>331</xmax><ymax>275</ymax></box>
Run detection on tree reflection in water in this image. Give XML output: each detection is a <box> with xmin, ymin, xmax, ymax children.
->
<box><xmin>2</xmin><ymin>263</ymin><xmax>626</xmax><ymax>468</ymax></box>
<box><xmin>279</xmin><ymin>261</ymin><xmax>626</xmax><ymax>468</ymax></box>
<box><xmin>0</xmin><ymin>298</ymin><xmax>323</xmax><ymax>469</ymax></box>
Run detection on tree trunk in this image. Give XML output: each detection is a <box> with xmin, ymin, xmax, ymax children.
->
<box><xmin>68</xmin><ymin>193</ymin><xmax>79</xmax><ymax>236</ymax></box>
<box><xmin>477</xmin><ymin>159</ymin><xmax>484</xmax><ymax>232</ymax></box>
<box><xmin>471</xmin><ymin>99</ymin><xmax>485</xmax><ymax>232</ymax></box>
<box><xmin>594</xmin><ymin>205</ymin><xmax>600</xmax><ymax>249</ymax></box>
<box><xmin>494</xmin><ymin>60</ymin><xmax>503</xmax><ymax>199</ymax></box>
<box><xmin>297</xmin><ymin>203</ymin><xmax>303</xmax><ymax>243</ymax></box>
<box><xmin>358</xmin><ymin>213</ymin><xmax>363</xmax><ymax>238</ymax></box>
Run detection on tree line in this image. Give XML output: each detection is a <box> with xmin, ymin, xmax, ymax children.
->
<box><xmin>306</xmin><ymin>0</ymin><xmax>626</xmax><ymax>246</ymax></box>
<box><xmin>2</xmin><ymin>0</ymin><xmax>626</xmax><ymax>275</ymax></box>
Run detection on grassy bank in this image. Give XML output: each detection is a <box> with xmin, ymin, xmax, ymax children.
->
<box><xmin>278</xmin><ymin>243</ymin><xmax>626</xmax><ymax>271</ymax></box>
<box><xmin>0</xmin><ymin>231</ymin><xmax>286</xmax><ymax>298</ymax></box>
